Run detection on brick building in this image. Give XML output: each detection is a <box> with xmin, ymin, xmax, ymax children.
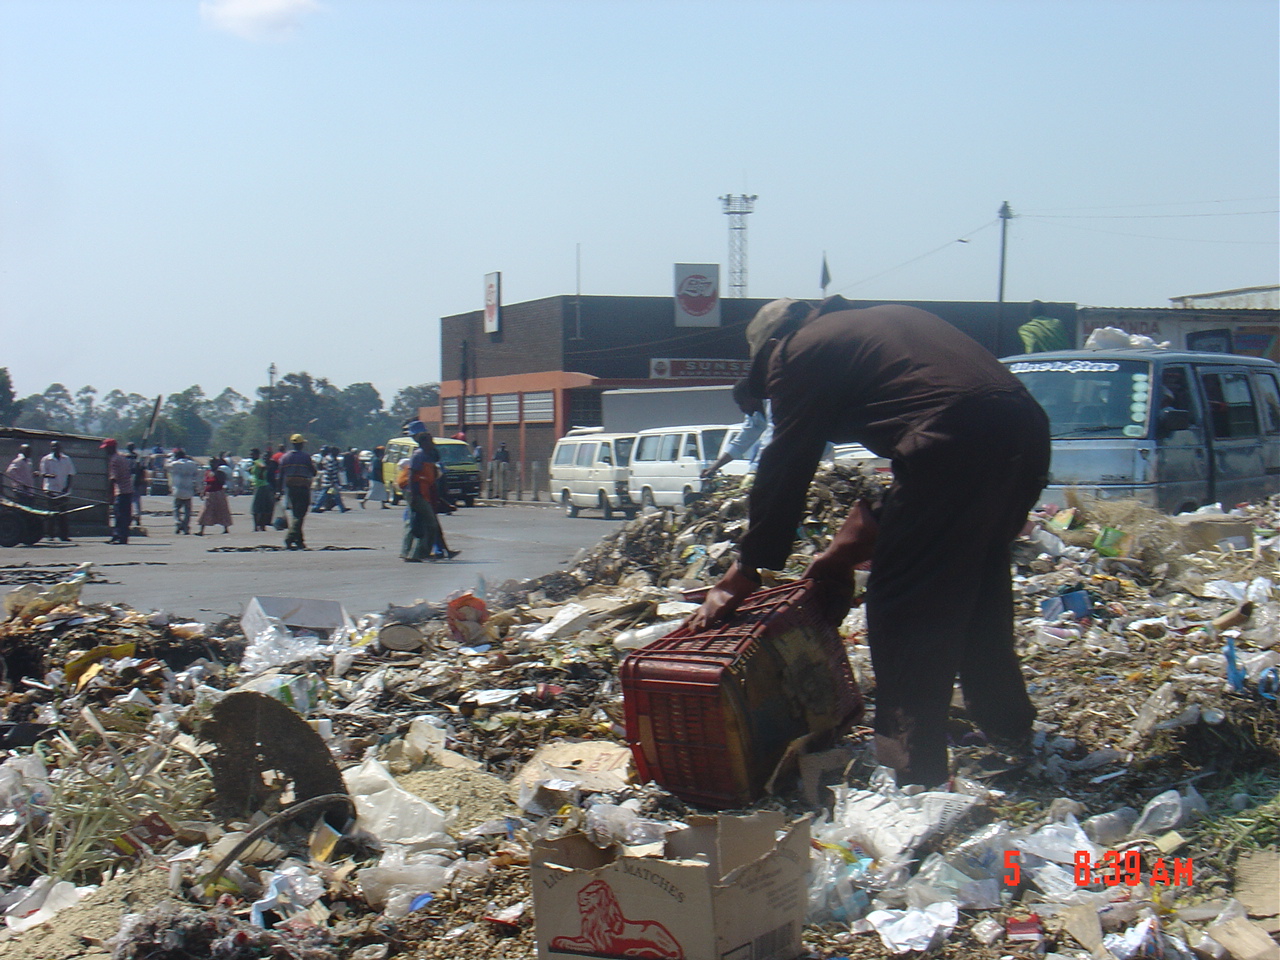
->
<box><xmin>432</xmin><ymin>294</ymin><xmax>1073</xmax><ymax>479</ymax></box>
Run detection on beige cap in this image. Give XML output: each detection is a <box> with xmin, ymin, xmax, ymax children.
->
<box><xmin>290</xmin><ymin>433</ymin><xmax>305</xmax><ymax>443</ymax></box>
<box><xmin>745</xmin><ymin>298</ymin><xmax>806</xmax><ymax>357</ymax></box>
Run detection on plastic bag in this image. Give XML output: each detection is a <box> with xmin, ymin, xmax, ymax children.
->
<box><xmin>1130</xmin><ymin>786</ymin><xmax>1207</xmax><ymax>837</ymax></box>
<box><xmin>232</xmin><ymin>673</ymin><xmax>324</xmax><ymax>715</ymax></box>
<box><xmin>584</xmin><ymin>801</ymin><xmax>677</xmax><ymax>847</ymax></box>
<box><xmin>357</xmin><ymin>846</ymin><xmax>455</xmax><ymax>917</ymax></box>
<box><xmin>862</xmin><ymin>901</ymin><xmax>959</xmax><ymax>954</ymax></box>
<box><xmin>613</xmin><ymin>620</ymin><xmax>683</xmax><ymax>651</ymax></box>
<box><xmin>343</xmin><ymin>757</ymin><xmax>452</xmax><ymax>849</ymax></box>
<box><xmin>2</xmin><ymin>564</ymin><xmax>89</xmax><ymax>622</ymax></box>
<box><xmin>1013</xmin><ymin>814</ymin><xmax>1099</xmax><ymax>865</ymax></box>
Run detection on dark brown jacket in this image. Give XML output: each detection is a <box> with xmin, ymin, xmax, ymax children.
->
<box><xmin>739</xmin><ymin>298</ymin><xmax>1038</xmax><ymax>569</ymax></box>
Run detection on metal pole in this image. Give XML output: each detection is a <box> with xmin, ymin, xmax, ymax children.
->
<box><xmin>573</xmin><ymin>243</ymin><xmax>583</xmax><ymax>340</ymax></box>
<box><xmin>455</xmin><ymin>343</ymin><xmax>465</xmax><ymax>435</ymax></box>
<box><xmin>997</xmin><ymin>201</ymin><xmax>1013</xmax><ymax>349</ymax></box>
<box><xmin>266</xmin><ymin>362</ymin><xmax>276</xmax><ymax>450</ymax></box>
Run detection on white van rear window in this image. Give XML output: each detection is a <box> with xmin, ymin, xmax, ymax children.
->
<box><xmin>554</xmin><ymin>444</ymin><xmax>578</xmax><ymax>465</ymax></box>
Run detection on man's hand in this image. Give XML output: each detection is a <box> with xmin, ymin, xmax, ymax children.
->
<box><xmin>803</xmin><ymin>498</ymin><xmax>878</xmax><ymax>596</ymax></box>
<box><xmin>687</xmin><ymin>561</ymin><xmax>761</xmax><ymax>631</ymax></box>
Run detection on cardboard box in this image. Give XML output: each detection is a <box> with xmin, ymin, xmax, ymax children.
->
<box><xmin>531</xmin><ymin>811</ymin><xmax>809</xmax><ymax>960</ymax></box>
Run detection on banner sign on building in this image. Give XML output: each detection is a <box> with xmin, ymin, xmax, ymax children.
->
<box><xmin>484</xmin><ymin>272</ymin><xmax>502</xmax><ymax>334</ymax></box>
<box><xmin>650</xmin><ymin>358</ymin><xmax>751</xmax><ymax>379</ymax></box>
<box><xmin>673</xmin><ymin>263</ymin><xmax>720</xmax><ymax>328</ymax></box>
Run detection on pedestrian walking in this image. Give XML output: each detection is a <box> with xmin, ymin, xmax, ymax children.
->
<box><xmin>313</xmin><ymin>447</ymin><xmax>350</xmax><ymax>513</ymax></box>
<box><xmin>278</xmin><ymin>434</ymin><xmax>316</xmax><ymax>550</ymax></box>
<box><xmin>39</xmin><ymin>441</ymin><xmax>76</xmax><ymax>541</ymax></box>
<box><xmin>101</xmin><ymin>439</ymin><xmax>134</xmax><ymax>544</ymax></box>
<box><xmin>166</xmin><ymin>448</ymin><xmax>201</xmax><ymax>534</ymax></box>
<box><xmin>125</xmin><ymin>442</ymin><xmax>147</xmax><ymax>522</ymax></box>
<box><xmin>248</xmin><ymin>448</ymin><xmax>275</xmax><ymax>531</ymax></box>
<box><xmin>400</xmin><ymin>428</ymin><xmax>460</xmax><ymax>562</ymax></box>
<box><xmin>197</xmin><ymin>458</ymin><xmax>233</xmax><ymax>535</ymax></box>
<box><xmin>691</xmin><ymin>296</ymin><xmax>1051</xmax><ymax>788</ymax></box>
<box><xmin>362</xmin><ymin>445</ymin><xmax>389</xmax><ymax>509</ymax></box>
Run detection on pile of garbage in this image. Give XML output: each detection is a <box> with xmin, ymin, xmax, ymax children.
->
<box><xmin>0</xmin><ymin>465</ymin><xmax>1273</xmax><ymax>960</ymax></box>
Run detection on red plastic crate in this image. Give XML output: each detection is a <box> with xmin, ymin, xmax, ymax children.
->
<box><xmin>621</xmin><ymin>579</ymin><xmax>863</xmax><ymax>808</ymax></box>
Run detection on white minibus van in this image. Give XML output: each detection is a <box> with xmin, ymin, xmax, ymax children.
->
<box><xmin>550</xmin><ymin>429</ymin><xmax>637</xmax><ymax>519</ymax></box>
<box><xmin>627</xmin><ymin>424</ymin><xmax>735</xmax><ymax>508</ymax></box>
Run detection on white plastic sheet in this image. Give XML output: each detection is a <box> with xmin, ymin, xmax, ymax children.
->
<box><xmin>863</xmin><ymin>901</ymin><xmax>959</xmax><ymax>954</ymax></box>
<box><xmin>343</xmin><ymin>757</ymin><xmax>452</xmax><ymax>849</ymax></box>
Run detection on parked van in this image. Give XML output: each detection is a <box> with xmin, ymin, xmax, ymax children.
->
<box><xmin>1003</xmin><ymin>349</ymin><xmax>1280</xmax><ymax>513</ymax></box>
<box><xmin>550</xmin><ymin>429</ymin><xmax>637</xmax><ymax>518</ymax></box>
<box><xmin>381</xmin><ymin>435</ymin><xmax>481</xmax><ymax>506</ymax></box>
<box><xmin>627</xmin><ymin>424</ymin><xmax>735</xmax><ymax>508</ymax></box>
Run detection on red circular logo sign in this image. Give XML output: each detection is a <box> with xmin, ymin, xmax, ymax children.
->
<box><xmin>677</xmin><ymin>275</ymin><xmax>718</xmax><ymax>316</ymax></box>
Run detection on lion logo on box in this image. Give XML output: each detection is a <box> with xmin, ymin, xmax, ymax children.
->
<box><xmin>550</xmin><ymin>878</ymin><xmax>684</xmax><ymax>958</ymax></box>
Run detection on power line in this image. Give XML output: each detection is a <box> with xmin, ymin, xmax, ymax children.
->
<box><xmin>1023</xmin><ymin>209</ymin><xmax>1277</xmax><ymax>220</ymax></box>
<box><xmin>1019</xmin><ymin>216</ymin><xmax>1279</xmax><ymax>245</ymax></box>
<box><xmin>1023</xmin><ymin>196</ymin><xmax>1279</xmax><ymax>213</ymax></box>
<box><xmin>834</xmin><ymin>219</ymin><xmax>998</xmax><ymax>294</ymax></box>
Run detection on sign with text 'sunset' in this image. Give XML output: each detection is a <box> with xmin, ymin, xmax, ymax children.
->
<box><xmin>649</xmin><ymin>358</ymin><xmax>750</xmax><ymax>379</ymax></box>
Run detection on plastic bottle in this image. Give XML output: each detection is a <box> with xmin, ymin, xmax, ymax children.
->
<box><xmin>1082</xmin><ymin>806</ymin><xmax>1138</xmax><ymax>845</ymax></box>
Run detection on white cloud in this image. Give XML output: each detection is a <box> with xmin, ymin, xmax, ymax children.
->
<box><xmin>200</xmin><ymin>0</ymin><xmax>321</xmax><ymax>42</ymax></box>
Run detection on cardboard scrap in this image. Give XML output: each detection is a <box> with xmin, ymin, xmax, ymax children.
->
<box><xmin>1207</xmin><ymin>917</ymin><xmax>1280</xmax><ymax>960</ymax></box>
<box><xmin>512</xmin><ymin>740</ymin><xmax>633</xmax><ymax>797</ymax></box>
<box><xmin>1235</xmin><ymin>850</ymin><xmax>1280</xmax><ymax>920</ymax></box>
<box><xmin>1062</xmin><ymin>902</ymin><xmax>1112</xmax><ymax>960</ymax></box>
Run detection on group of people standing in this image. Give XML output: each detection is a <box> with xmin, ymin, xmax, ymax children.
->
<box><xmin>4</xmin><ymin>441</ymin><xmax>77</xmax><ymax>540</ymax></box>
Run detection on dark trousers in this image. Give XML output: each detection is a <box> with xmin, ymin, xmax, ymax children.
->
<box><xmin>401</xmin><ymin>497</ymin><xmax>441</xmax><ymax>560</ymax></box>
<box><xmin>112</xmin><ymin>493</ymin><xmax>133</xmax><ymax>543</ymax></box>
<box><xmin>45</xmin><ymin>495</ymin><xmax>70</xmax><ymax>540</ymax></box>
<box><xmin>285</xmin><ymin>485</ymin><xmax>310</xmax><ymax>548</ymax></box>
<box><xmin>867</xmin><ymin>391</ymin><xmax>1050</xmax><ymax>786</ymax></box>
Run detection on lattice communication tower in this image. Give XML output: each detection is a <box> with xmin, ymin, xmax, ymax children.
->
<box><xmin>719</xmin><ymin>194</ymin><xmax>758</xmax><ymax>298</ymax></box>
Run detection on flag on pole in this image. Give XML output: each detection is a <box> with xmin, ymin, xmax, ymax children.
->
<box><xmin>820</xmin><ymin>253</ymin><xmax>831</xmax><ymax>295</ymax></box>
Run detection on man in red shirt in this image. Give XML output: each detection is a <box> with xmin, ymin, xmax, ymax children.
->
<box><xmin>101</xmin><ymin>439</ymin><xmax>135</xmax><ymax>544</ymax></box>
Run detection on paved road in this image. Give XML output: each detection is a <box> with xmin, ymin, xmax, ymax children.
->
<box><xmin>0</xmin><ymin>495</ymin><xmax>620</xmax><ymax>623</ymax></box>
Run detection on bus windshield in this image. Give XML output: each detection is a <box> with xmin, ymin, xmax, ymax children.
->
<box><xmin>1005</xmin><ymin>358</ymin><xmax>1154</xmax><ymax>439</ymax></box>
<box><xmin>436</xmin><ymin>444</ymin><xmax>475</xmax><ymax>465</ymax></box>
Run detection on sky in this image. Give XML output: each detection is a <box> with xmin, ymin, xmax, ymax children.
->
<box><xmin>2</xmin><ymin>0</ymin><xmax>1277</xmax><ymax>406</ymax></box>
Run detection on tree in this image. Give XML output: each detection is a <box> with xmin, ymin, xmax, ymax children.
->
<box><xmin>98</xmin><ymin>390</ymin><xmax>155</xmax><ymax>440</ymax></box>
<box><xmin>390</xmin><ymin>383</ymin><xmax>440</xmax><ymax>423</ymax></box>
<box><xmin>16</xmin><ymin>384</ymin><xmax>76</xmax><ymax>431</ymax></box>
<box><xmin>0</xmin><ymin>369</ymin><xmax>22</xmax><ymax>426</ymax></box>
<box><xmin>75</xmin><ymin>385</ymin><xmax>98</xmax><ymax>434</ymax></box>
<box><xmin>257</xmin><ymin>372</ymin><xmax>348</xmax><ymax>448</ymax></box>
<box><xmin>163</xmin><ymin>387</ymin><xmax>213</xmax><ymax>455</ymax></box>
<box><xmin>207</xmin><ymin>388</ymin><xmax>250</xmax><ymax>430</ymax></box>
<box><xmin>209</xmin><ymin>411</ymin><xmax>264</xmax><ymax>455</ymax></box>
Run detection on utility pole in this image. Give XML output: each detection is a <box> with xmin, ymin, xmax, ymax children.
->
<box><xmin>719</xmin><ymin>194</ymin><xmax>758</xmax><ymax>297</ymax></box>
<box><xmin>997</xmin><ymin>201</ymin><xmax>1013</xmax><ymax>349</ymax></box>
<box><xmin>572</xmin><ymin>242</ymin><xmax>583</xmax><ymax>340</ymax></box>
<box><xmin>459</xmin><ymin>340</ymin><xmax>469</xmax><ymax>436</ymax></box>
<box><xmin>266</xmin><ymin>362</ymin><xmax>276</xmax><ymax>450</ymax></box>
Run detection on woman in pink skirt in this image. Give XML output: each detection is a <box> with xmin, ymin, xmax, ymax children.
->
<box><xmin>197</xmin><ymin>457</ymin><xmax>233</xmax><ymax>535</ymax></box>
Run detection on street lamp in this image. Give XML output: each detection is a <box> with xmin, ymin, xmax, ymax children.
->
<box><xmin>266</xmin><ymin>363</ymin><xmax>277</xmax><ymax>451</ymax></box>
